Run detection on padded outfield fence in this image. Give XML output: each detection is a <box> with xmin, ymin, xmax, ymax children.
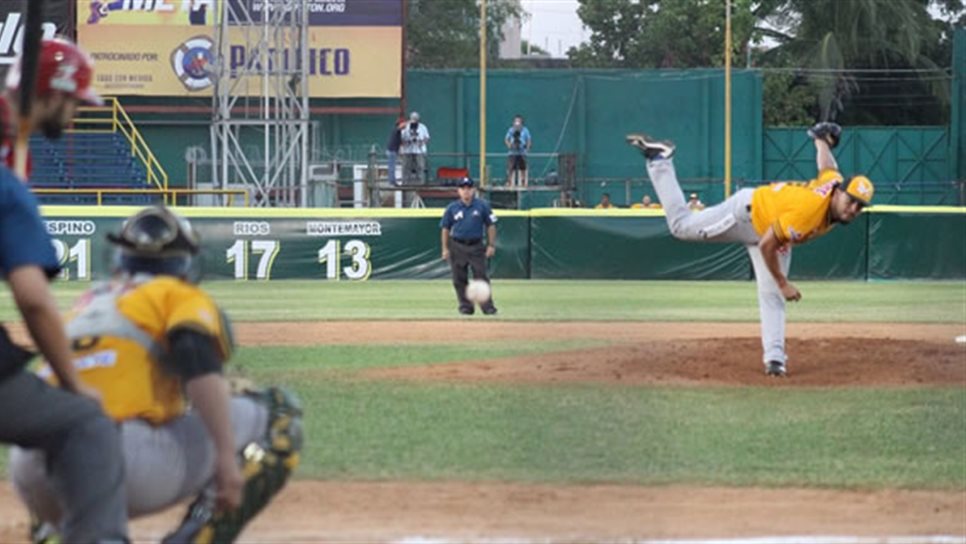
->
<box><xmin>41</xmin><ymin>206</ymin><xmax>964</xmax><ymax>282</ymax></box>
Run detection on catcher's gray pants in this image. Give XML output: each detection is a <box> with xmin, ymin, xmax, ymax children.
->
<box><xmin>647</xmin><ymin>158</ymin><xmax>792</xmax><ymax>366</ymax></box>
<box><xmin>11</xmin><ymin>396</ymin><xmax>268</xmax><ymax>522</ymax></box>
<box><xmin>0</xmin><ymin>371</ymin><xmax>128</xmax><ymax>543</ymax></box>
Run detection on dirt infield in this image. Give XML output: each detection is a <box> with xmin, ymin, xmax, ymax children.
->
<box><xmin>1</xmin><ymin>482</ymin><xmax>964</xmax><ymax>543</ymax></box>
<box><xmin>1</xmin><ymin>320</ymin><xmax>963</xmax><ymax>542</ymax></box>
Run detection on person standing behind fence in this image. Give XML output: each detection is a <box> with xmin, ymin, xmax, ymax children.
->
<box><xmin>401</xmin><ymin>111</ymin><xmax>430</xmax><ymax>184</ymax></box>
<box><xmin>386</xmin><ymin>116</ymin><xmax>405</xmax><ymax>187</ymax></box>
<box><xmin>505</xmin><ymin>114</ymin><xmax>532</xmax><ymax>187</ymax></box>
<box><xmin>440</xmin><ymin>177</ymin><xmax>498</xmax><ymax>315</ymax></box>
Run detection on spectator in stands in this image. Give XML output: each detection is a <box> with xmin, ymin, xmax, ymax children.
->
<box><xmin>504</xmin><ymin>114</ymin><xmax>532</xmax><ymax>187</ymax></box>
<box><xmin>631</xmin><ymin>194</ymin><xmax>661</xmax><ymax>209</ymax></box>
<box><xmin>386</xmin><ymin>116</ymin><xmax>406</xmax><ymax>187</ymax></box>
<box><xmin>400</xmin><ymin>111</ymin><xmax>430</xmax><ymax>184</ymax></box>
<box><xmin>595</xmin><ymin>193</ymin><xmax>615</xmax><ymax>209</ymax></box>
<box><xmin>687</xmin><ymin>193</ymin><xmax>705</xmax><ymax>211</ymax></box>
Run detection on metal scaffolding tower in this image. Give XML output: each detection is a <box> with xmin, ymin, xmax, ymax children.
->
<box><xmin>211</xmin><ymin>0</ymin><xmax>310</xmax><ymax>207</ymax></box>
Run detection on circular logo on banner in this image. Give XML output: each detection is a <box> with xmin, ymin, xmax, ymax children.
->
<box><xmin>171</xmin><ymin>36</ymin><xmax>214</xmax><ymax>92</ymax></box>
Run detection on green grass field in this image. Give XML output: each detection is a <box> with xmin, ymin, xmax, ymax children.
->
<box><xmin>1</xmin><ymin>279</ymin><xmax>963</xmax><ymax>322</ymax></box>
<box><xmin>1</xmin><ymin>280</ymin><xmax>963</xmax><ymax>489</ymax></box>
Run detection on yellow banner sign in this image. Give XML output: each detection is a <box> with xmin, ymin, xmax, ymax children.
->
<box><xmin>77</xmin><ymin>0</ymin><xmax>402</xmax><ymax>98</ymax></box>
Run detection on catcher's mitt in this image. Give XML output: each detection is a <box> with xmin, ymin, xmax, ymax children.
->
<box><xmin>807</xmin><ymin>122</ymin><xmax>842</xmax><ymax>149</ymax></box>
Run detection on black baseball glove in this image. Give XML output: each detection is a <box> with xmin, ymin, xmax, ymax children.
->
<box><xmin>807</xmin><ymin>122</ymin><xmax>842</xmax><ymax>149</ymax></box>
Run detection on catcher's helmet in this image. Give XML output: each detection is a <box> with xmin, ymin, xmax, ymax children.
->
<box><xmin>5</xmin><ymin>36</ymin><xmax>102</xmax><ymax>106</ymax></box>
<box><xmin>107</xmin><ymin>206</ymin><xmax>200</xmax><ymax>278</ymax></box>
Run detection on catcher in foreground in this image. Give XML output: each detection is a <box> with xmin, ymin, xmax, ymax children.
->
<box><xmin>10</xmin><ymin>206</ymin><xmax>303</xmax><ymax>543</ymax></box>
<box><xmin>627</xmin><ymin>123</ymin><xmax>873</xmax><ymax>377</ymax></box>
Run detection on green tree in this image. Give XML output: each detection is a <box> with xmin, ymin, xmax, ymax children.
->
<box><xmin>568</xmin><ymin>0</ymin><xmax>757</xmax><ymax>68</ymax></box>
<box><xmin>568</xmin><ymin>0</ymin><xmax>963</xmax><ymax>124</ymax></box>
<box><xmin>406</xmin><ymin>0</ymin><xmax>522</xmax><ymax>68</ymax></box>
<box><xmin>520</xmin><ymin>40</ymin><xmax>551</xmax><ymax>57</ymax></box>
<box><xmin>755</xmin><ymin>0</ymin><xmax>964</xmax><ymax>124</ymax></box>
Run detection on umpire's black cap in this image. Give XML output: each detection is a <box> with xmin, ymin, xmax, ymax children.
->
<box><xmin>458</xmin><ymin>177</ymin><xmax>474</xmax><ymax>187</ymax></box>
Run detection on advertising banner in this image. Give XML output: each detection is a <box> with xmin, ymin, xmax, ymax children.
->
<box><xmin>0</xmin><ymin>0</ymin><xmax>72</xmax><ymax>68</ymax></box>
<box><xmin>530</xmin><ymin>213</ymin><xmax>751</xmax><ymax>281</ymax></box>
<box><xmin>37</xmin><ymin>207</ymin><xmax>963</xmax><ymax>282</ymax></box>
<box><xmin>76</xmin><ymin>0</ymin><xmax>402</xmax><ymax>98</ymax></box>
<box><xmin>40</xmin><ymin>209</ymin><xmax>529</xmax><ymax>282</ymax></box>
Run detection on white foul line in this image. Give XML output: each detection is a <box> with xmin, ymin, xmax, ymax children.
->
<box><xmin>393</xmin><ymin>536</ymin><xmax>966</xmax><ymax>544</ymax></box>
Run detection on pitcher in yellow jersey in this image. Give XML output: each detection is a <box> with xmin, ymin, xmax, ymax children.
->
<box><xmin>10</xmin><ymin>206</ymin><xmax>303</xmax><ymax>544</ymax></box>
<box><xmin>626</xmin><ymin>123</ymin><xmax>873</xmax><ymax>377</ymax></box>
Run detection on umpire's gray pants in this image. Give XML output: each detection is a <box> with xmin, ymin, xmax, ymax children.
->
<box><xmin>11</xmin><ymin>396</ymin><xmax>268</xmax><ymax>521</ymax></box>
<box><xmin>0</xmin><ymin>371</ymin><xmax>128</xmax><ymax>543</ymax></box>
<box><xmin>647</xmin><ymin>158</ymin><xmax>792</xmax><ymax>366</ymax></box>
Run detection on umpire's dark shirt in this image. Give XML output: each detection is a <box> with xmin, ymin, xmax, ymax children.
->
<box><xmin>0</xmin><ymin>167</ymin><xmax>60</xmax><ymax>278</ymax></box>
<box><xmin>440</xmin><ymin>197</ymin><xmax>497</xmax><ymax>241</ymax></box>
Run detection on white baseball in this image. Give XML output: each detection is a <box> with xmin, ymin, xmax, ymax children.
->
<box><xmin>465</xmin><ymin>280</ymin><xmax>491</xmax><ymax>304</ymax></box>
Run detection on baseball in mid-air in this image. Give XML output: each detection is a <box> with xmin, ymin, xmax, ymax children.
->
<box><xmin>466</xmin><ymin>280</ymin><xmax>491</xmax><ymax>304</ymax></box>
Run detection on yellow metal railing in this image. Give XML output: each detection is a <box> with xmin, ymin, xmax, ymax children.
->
<box><xmin>70</xmin><ymin>97</ymin><xmax>169</xmax><ymax>192</ymax></box>
<box><xmin>32</xmin><ymin>188</ymin><xmax>249</xmax><ymax>207</ymax></box>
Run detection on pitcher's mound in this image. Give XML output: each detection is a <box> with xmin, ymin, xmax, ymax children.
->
<box><xmin>367</xmin><ymin>337</ymin><xmax>965</xmax><ymax>387</ymax></box>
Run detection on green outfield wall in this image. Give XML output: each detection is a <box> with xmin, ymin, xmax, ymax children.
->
<box><xmin>761</xmin><ymin>127</ymin><xmax>959</xmax><ymax>205</ymax></box>
<box><xmin>528</xmin><ymin>210</ymin><xmax>749</xmax><ymax>280</ymax></box>
<box><xmin>868</xmin><ymin>208</ymin><xmax>966</xmax><ymax>279</ymax></box>
<box><xmin>40</xmin><ymin>206</ymin><xmax>964</xmax><ymax>282</ymax></box>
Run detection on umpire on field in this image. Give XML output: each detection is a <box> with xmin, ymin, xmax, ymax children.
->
<box><xmin>0</xmin><ymin>37</ymin><xmax>128</xmax><ymax>543</ymax></box>
<box><xmin>440</xmin><ymin>177</ymin><xmax>498</xmax><ymax>315</ymax></box>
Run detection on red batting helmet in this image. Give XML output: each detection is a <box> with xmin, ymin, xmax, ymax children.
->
<box><xmin>6</xmin><ymin>36</ymin><xmax>102</xmax><ymax>106</ymax></box>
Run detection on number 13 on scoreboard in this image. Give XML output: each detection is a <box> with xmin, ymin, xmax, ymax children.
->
<box><xmin>318</xmin><ymin>239</ymin><xmax>371</xmax><ymax>281</ymax></box>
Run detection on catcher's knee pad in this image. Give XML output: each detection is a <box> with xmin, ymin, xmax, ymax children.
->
<box><xmin>162</xmin><ymin>387</ymin><xmax>303</xmax><ymax>544</ymax></box>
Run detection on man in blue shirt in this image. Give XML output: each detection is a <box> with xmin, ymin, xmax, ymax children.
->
<box><xmin>440</xmin><ymin>177</ymin><xmax>498</xmax><ymax>315</ymax></box>
<box><xmin>0</xmin><ymin>37</ymin><xmax>128</xmax><ymax>543</ymax></box>
<box><xmin>385</xmin><ymin>116</ymin><xmax>405</xmax><ymax>187</ymax></box>
<box><xmin>504</xmin><ymin>114</ymin><xmax>532</xmax><ymax>187</ymax></box>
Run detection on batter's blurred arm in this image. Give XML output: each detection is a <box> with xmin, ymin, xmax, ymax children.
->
<box><xmin>7</xmin><ymin>265</ymin><xmax>82</xmax><ymax>392</ymax></box>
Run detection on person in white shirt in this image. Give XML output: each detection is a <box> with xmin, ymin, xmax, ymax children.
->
<box><xmin>400</xmin><ymin>111</ymin><xmax>430</xmax><ymax>184</ymax></box>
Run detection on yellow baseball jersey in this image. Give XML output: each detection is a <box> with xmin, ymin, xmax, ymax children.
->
<box><xmin>750</xmin><ymin>168</ymin><xmax>844</xmax><ymax>245</ymax></box>
<box><xmin>39</xmin><ymin>275</ymin><xmax>233</xmax><ymax>425</ymax></box>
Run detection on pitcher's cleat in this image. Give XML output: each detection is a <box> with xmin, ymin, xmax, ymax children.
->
<box><xmin>765</xmin><ymin>360</ymin><xmax>787</xmax><ymax>377</ymax></box>
<box><xmin>626</xmin><ymin>133</ymin><xmax>676</xmax><ymax>160</ymax></box>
